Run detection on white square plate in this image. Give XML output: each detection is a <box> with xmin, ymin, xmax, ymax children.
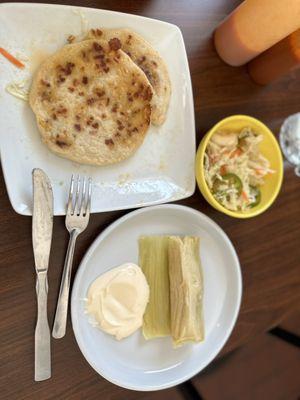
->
<box><xmin>0</xmin><ymin>3</ymin><xmax>195</xmax><ymax>216</ymax></box>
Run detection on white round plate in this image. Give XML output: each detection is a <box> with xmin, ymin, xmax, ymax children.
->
<box><xmin>71</xmin><ymin>205</ymin><xmax>242</xmax><ymax>391</ymax></box>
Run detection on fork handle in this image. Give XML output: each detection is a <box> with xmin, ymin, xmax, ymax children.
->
<box><xmin>52</xmin><ymin>229</ymin><xmax>78</xmax><ymax>339</ymax></box>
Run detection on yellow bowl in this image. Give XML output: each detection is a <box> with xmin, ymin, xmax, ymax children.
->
<box><xmin>195</xmin><ymin>115</ymin><xmax>283</xmax><ymax>218</ymax></box>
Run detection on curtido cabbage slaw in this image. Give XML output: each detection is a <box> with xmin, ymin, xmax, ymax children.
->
<box><xmin>204</xmin><ymin>128</ymin><xmax>275</xmax><ymax>211</ymax></box>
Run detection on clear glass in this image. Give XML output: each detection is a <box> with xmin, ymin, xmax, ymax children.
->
<box><xmin>279</xmin><ymin>113</ymin><xmax>300</xmax><ymax>177</ymax></box>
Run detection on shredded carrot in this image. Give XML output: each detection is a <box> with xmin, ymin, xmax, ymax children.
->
<box><xmin>230</xmin><ymin>148</ymin><xmax>243</xmax><ymax>158</ymax></box>
<box><xmin>220</xmin><ymin>165</ymin><xmax>227</xmax><ymax>175</ymax></box>
<box><xmin>241</xmin><ymin>191</ymin><xmax>248</xmax><ymax>202</ymax></box>
<box><xmin>255</xmin><ymin>168</ymin><xmax>265</xmax><ymax>175</ymax></box>
<box><xmin>0</xmin><ymin>47</ymin><xmax>25</xmax><ymax>68</ymax></box>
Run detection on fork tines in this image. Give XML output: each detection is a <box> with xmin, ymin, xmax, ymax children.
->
<box><xmin>67</xmin><ymin>175</ymin><xmax>92</xmax><ymax>216</ymax></box>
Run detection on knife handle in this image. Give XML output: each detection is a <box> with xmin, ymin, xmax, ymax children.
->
<box><xmin>35</xmin><ymin>271</ymin><xmax>51</xmax><ymax>381</ymax></box>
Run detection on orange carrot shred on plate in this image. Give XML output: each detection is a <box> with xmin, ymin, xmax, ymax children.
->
<box><xmin>0</xmin><ymin>47</ymin><xmax>25</xmax><ymax>68</ymax></box>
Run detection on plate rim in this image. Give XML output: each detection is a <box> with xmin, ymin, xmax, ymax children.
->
<box><xmin>0</xmin><ymin>2</ymin><xmax>185</xmax><ymax>30</ymax></box>
<box><xmin>71</xmin><ymin>204</ymin><xmax>242</xmax><ymax>391</ymax></box>
<box><xmin>0</xmin><ymin>3</ymin><xmax>196</xmax><ymax>216</ymax></box>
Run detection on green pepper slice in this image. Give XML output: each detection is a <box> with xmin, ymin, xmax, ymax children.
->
<box><xmin>249</xmin><ymin>186</ymin><xmax>261</xmax><ymax>208</ymax></box>
<box><xmin>213</xmin><ymin>173</ymin><xmax>243</xmax><ymax>196</ymax></box>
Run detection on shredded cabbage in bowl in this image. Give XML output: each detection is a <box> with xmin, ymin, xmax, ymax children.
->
<box><xmin>204</xmin><ymin>128</ymin><xmax>275</xmax><ymax>211</ymax></box>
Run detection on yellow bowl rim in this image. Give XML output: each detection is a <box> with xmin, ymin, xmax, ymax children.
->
<box><xmin>196</xmin><ymin>114</ymin><xmax>284</xmax><ymax>219</ymax></box>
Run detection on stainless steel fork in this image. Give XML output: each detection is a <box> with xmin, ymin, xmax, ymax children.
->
<box><xmin>52</xmin><ymin>175</ymin><xmax>92</xmax><ymax>339</ymax></box>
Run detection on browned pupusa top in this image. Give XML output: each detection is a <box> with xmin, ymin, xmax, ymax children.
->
<box><xmin>29</xmin><ymin>38</ymin><xmax>153</xmax><ymax>166</ymax></box>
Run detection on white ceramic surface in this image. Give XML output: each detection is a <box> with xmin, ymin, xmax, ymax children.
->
<box><xmin>0</xmin><ymin>3</ymin><xmax>195</xmax><ymax>215</ymax></box>
<box><xmin>71</xmin><ymin>205</ymin><xmax>242</xmax><ymax>391</ymax></box>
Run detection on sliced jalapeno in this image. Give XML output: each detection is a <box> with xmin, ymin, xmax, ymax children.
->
<box><xmin>213</xmin><ymin>173</ymin><xmax>243</xmax><ymax>196</ymax></box>
<box><xmin>249</xmin><ymin>185</ymin><xmax>261</xmax><ymax>208</ymax></box>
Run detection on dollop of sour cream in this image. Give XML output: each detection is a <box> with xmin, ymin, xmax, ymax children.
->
<box><xmin>86</xmin><ymin>263</ymin><xmax>149</xmax><ymax>340</ymax></box>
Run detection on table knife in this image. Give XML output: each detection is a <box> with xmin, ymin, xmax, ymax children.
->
<box><xmin>32</xmin><ymin>168</ymin><xmax>53</xmax><ymax>381</ymax></box>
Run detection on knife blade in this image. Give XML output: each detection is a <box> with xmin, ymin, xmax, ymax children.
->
<box><xmin>32</xmin><ymin>168</ymin><xmax>53</xmax><ymax>382</ymax></box>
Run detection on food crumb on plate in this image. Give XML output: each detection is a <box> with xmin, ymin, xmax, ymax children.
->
<box><xmin>72</xmin><ymin>8</ymin><xmax>89</xmax><ymax>38</ymax></box>
<box><xmin>118</xmin><ymin>173</ymin><xmax>131</xmax><ymax>186</ymax></box>
<box><xmin>158</xmin><ymin>158</ymin><xmax>166</xmax><ymax>172</ymax></box>
<box><xmin>6</xmin><ymin>79</ymin><xmax>30</xmax><ymax>101</ymax></box>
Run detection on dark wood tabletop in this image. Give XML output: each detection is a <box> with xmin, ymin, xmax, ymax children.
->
<box><xmin>1</xmin><ymin>1</ymin><xmax>300</xmax><ymax>399</ymax></box>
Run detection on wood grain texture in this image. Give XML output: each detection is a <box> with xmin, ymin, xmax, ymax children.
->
<box><xmin>279</xmin><ymin>308</ymin><xmax>300</xmax><ymax>337</ymax></box>
<box><xmin>192</xmin><ymin>334</ymin><xmax>300</xmax><ymax>400</ymax></box>
<box><xmin>1</xmin><ymin>1</ymin><xmax>300</xmax><ymax>399</ymax></box>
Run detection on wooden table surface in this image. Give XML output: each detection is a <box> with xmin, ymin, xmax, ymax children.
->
<box><xmin>1</xmin><ymin>1</ymin><xmax>300</xmax><ymax>399</ymax></box>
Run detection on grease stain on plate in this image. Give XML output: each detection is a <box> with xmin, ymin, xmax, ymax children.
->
<box><xmin>29</xmin><ymin>48</ymin><xmax>52</xmax><ymax>73</ymax></box>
